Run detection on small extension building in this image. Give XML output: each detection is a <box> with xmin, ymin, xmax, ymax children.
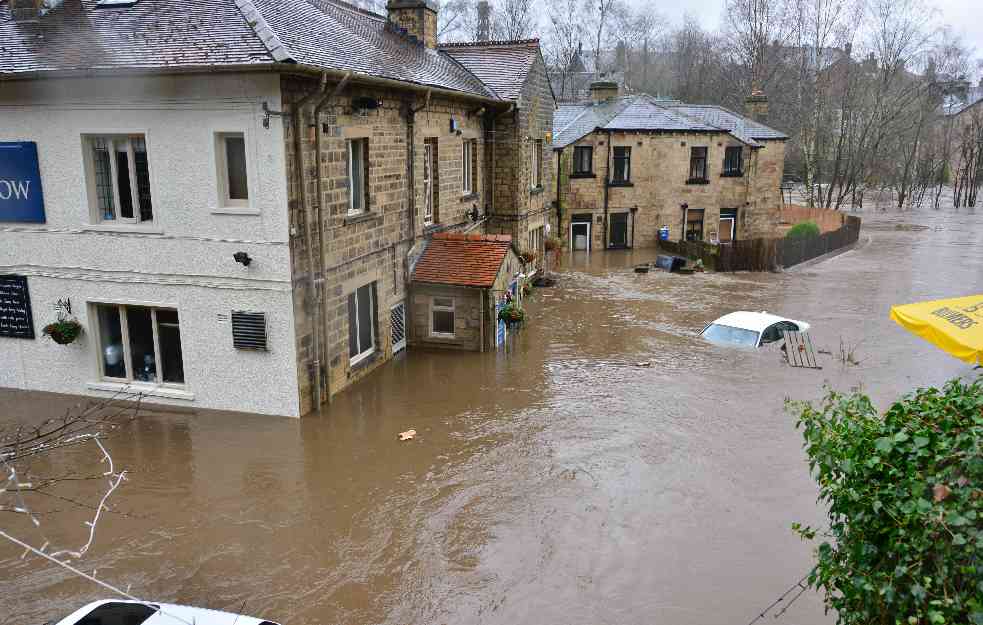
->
<box><xmin>0</xmin><ymin>0</ymin><xmax>554</xmax><ymax>417</ymax></box>
<box><xmin>552</xmin><ymin>83</ymin><xmax>787</xmax><ymax>251</ymax></box>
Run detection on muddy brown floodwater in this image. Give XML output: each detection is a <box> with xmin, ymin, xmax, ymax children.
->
<box><xmin>3</xmin><ymin>206</ymin><xmax>982</xmax><ymax>625</ymax></box>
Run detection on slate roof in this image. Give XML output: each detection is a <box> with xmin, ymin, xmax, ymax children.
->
<box><xmin>0</xmin><ymin>0</ymin><xmax>497</xmax><ymax>98</ymax></box>
<box><xmin>412</xmin><ymin>232</ymin><xmax>514</xmax><ymax>288</ymax></box>
<box><xmin>552</xmin><ymin>94</ymin><xmax>788</xmax><ymax>148</ymax></box>
<box><xmin>439</xmin><ymin>39</ymin><xmax>540</xmax><ymax>101</ymax></box>
<box><xmin>942</xmin><ymin>86</ymin><xmax>983</xmax><ymax>116</ymax></box>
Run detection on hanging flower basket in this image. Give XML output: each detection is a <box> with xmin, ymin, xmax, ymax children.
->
<box><xmin>498</xmin><ymin>303</ymin><xmax>525</xmax><ymax>328</ymax></box>
<box><xmin>43</xmin><ymin>318</ymin><xmax>83</xmax><ymax>345</ymax></box>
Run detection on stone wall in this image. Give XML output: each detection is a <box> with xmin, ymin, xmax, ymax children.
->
<box><xmin>488</xmin><ymin>53</ymin><xmax>555</xmax><ymax>269</ymax></box>
<box><xmin>557</xmin><ymin>130</ymin><xmax>786</xmax><ymax>250</ymax></box>
<box><xmin>409</xmin><ymin>284</ymin><xmax>483</xmax><ymax>350</ymax></box>
<box><xmin>283</xmin><ymin>75</ymin><xmax>493</xmax><ymax>413</ymax></box>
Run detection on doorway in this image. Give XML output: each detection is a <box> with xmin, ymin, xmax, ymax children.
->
<box><xmin>608</xmin><ymin>212</ymin><xmax>629</xmax><ymax>248</ymax></box>
<box><xmin>570</xmin><ymin>221</ymin><xmax>591</xmax><ymax>251</ymax></box>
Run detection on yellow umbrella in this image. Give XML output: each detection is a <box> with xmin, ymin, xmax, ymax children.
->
<box><xmin>890</xmin><ymin>295</ymin><xmax>983</xmax><ymax>365</ymax></box>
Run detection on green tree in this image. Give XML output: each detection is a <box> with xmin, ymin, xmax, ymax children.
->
<box><xmin>790</xmin><ymin>378</ymin><xmax>983</xmax><ymax>625</ymax></box>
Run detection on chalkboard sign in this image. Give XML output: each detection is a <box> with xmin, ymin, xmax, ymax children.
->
<box><xmin>0</xmin><ymin>274</ymin><xmax>35</xmax><ymax>339</ymax></box>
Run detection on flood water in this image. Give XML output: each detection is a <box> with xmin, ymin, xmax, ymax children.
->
<box><xmin>3</xmin><ymin>206</ymin><xmax>982</xmax><ymax>625</ymax></box>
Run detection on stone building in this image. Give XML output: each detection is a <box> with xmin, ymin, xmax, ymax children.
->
<box><xmin>552</xmin><ymin>83</ymin><xmax>787</xmax><ymax>251</ymax></box>
<box><xmin>0</xmin><ymin>0</ymin><xmax>554</xmax><ymax>417</ymax></box>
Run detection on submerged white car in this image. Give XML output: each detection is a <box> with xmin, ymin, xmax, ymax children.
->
<box><xmin>52</xmin><ymin>600</ymin><xmax>281</xmax><ymax>625</ymax></box>
<box><xmin>700</xmin><ymin>311</ymin><xmax>810</xmax><ymax>348</ymax></box>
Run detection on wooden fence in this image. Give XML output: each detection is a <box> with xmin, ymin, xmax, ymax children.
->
<box><xmin>658</xmin><ymin>215</ymin><xmax>861</xmax><ymax>272</ymax></box>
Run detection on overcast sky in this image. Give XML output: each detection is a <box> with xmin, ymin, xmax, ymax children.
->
<box><xmin>651</xmin><ymin>0</ymin><xmax>983</xmax><ymax>78</ymax></box>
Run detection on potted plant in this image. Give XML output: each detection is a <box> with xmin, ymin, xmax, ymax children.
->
<box><xmin>43</xmin><ymin>317</ymin><xmax>83</xmax><ymax>345</ymax></box>
<box><xmin>498</xmin><ymin>303</ymin><xmax>525</xmax><ymax>328</ymax></box>
<box><xmin>518</xmin><ymin>249</ymin><xmax>538</xmax><ymax>264</ymax></box>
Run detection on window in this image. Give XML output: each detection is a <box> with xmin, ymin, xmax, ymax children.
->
<box><xmin>531</xmin><ymin>139</ymin><xmax>543</xmax><ymax>188</ymax></box>
<box><xmin>348</xmin><ymin>138</ymin><xmax>369</xmax><ymax>215</ymax></box>
<box><xmin>573</xmin><ymin>145</ymin><xmax>593</xmax><ymax>175</ymax></box>
<box><xmin>685</xmin><ymin>208</ymin><xmax>705</xmax><ymax>241</ymax></box>
<box><xmin>217</xmin><ymin>132</ymin><xmax>249</xmax><ymax>206</ymax></box>
<box><xmin>722</xmin><ymin>146</ymin><xmax>743</xmax><ymax>176</ymax></box>
<box><xmin>528</xmin><ymin>226</ymin><xmax>544</xmax><ymax>254</ymax></box>
<box><xmin>424</xmin><ymin>138</ymin><xmax>438</xmax><ymax>225</ymax></box>
<box><xmin>86</xmin><ymin>135</ymin><xmax>153</xmax><ymax>223</ymax></box>
<box><xmin>430</xmin><ymin>296</ymin><xmax>455</xmax><ymax>337</ymax></box>
<box><xmin>348</xmin><ymin>282</ymin><xmax>376</xmax><ymax>364</ymax></box>
<box><xmin>612</xmin><ymin>146</ymin><xmax>631</xmax><ymax>183</ymax></box>
<box><xmin>462</xmin><ymin>139</ymin><xmax>477</xmax><ymax>194</ymax></box>
<box><xmin>689</xmin><ymin>147</ymin><xmax>708</xmax><ymax>182</ymax></box>
<box><xmin>719</xmin><ymin>208</ymin><xmax>738</xmax><ymax>243</ymax></box>
<box><xmin>95</xmin><ymin>304</ymin><xmax>184</xmax><ymax>385</ymax></box>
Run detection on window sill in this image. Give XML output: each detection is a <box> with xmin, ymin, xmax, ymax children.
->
<box><xmin>720</xmin><ymin>172</ymin><xmax>744</xmax><ymax>178</ymax></box>
<box><xmin>87</xmin><ymin>381</ymin><xmax>195</xmax><ymax>401</ymax></box>
<box><xmin>569</xmin><ymin>172</ymin><xmax>596</xmax><ymax>179</ymax></box>
<box><xmin>608</xmin><ymin>181</ymin><xmax>633</xmax><ymax>187</ymax></box>
<box><xmin>344</xmin><ymin>211</ymin><xmax>381</xmax><ymax>226</ymax></box>
<box><xmin>460</xmin><ymin>192</ymin><xmax>480</xmax><ymax>202</ymax></box>
<box><xmin>686</xmin><ymin>178</ymin><xmax>710</xmax><ymax>185</ymax></box>
<box><xmin>348</xmin><ymin>350</ymin><xmax>379</xmax><ymax>373</ymax></box>
<box><xmin>529</xmin><ymin>186</ymin><xmax>544</xmax><ymax>196</ymax></box>
<box><xmin>211</xmin><ymin>206</ymin><xmax>262</xmax><ymax>216</ymax></box>
<box><xmin>83</xmin><ymin>223</ymin><xmax>164</xmax><ymax>235</ymax></box>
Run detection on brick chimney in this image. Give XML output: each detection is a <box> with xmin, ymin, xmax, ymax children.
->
<box><xmin>387</xmin><ymin>0</ymin><xmax>438</xmax><ymax>49</ymax></box>
<box><xmin>589</xmin><ymin>81</ymin><xmax>619</xmax><ymax>103</ymax></box>
<box><xmin>745</xmin><ymin>89</ymin><xmax>769</xmax><ymax>123</ymax></box>
<box><xmin>10</xmin><ymin>0</ymin><xmax>42</xmax><ymax>22</ymax></box>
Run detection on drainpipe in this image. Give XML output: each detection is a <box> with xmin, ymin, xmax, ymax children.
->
<box><xmin>293</xmin><ymin>72</ymin><xmax>328</xmax><ymax>410</ymax></box>
<box><xmin>309</xmin><ymin>71</ymin><xmax>350</xmax><ymax>406</ymax></box>
<box><xmin>603</xmin><ymin>130</ymin><xmax>612</xmax><ymax>249</ymax></box>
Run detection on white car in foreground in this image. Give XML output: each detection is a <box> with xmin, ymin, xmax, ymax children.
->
<box><xmin>51</xmin><ymin>600</ymin><xmax>281</xmax><ymax>625</ymax></box>
<box><xmin>700</xmin><ymin>311</ymin><xmax>810</xmax><ymax>348</ymax></box>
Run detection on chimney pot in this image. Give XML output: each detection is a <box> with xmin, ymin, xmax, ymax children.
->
<box><xmin>386</xmin><ymin>0</ymin><xmax>438</xmax><ymax>49</ymax></box>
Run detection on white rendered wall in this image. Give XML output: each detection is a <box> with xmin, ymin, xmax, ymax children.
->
<box><xmin>0</xmin><ymin>73</ymin><xmax>300</xmax><ymax>417</ymax></box>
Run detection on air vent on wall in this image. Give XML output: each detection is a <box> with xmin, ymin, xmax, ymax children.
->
<box><xmin>231</xmin><ymin>311</ymin><xmax>268</xmax><ymax>351</ymax></box>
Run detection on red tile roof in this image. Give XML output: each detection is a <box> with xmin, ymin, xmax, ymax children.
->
<box><xmin>412</xmin><ymin>233</ymin><xmax>513</xmax><ymax>288</ymax></box>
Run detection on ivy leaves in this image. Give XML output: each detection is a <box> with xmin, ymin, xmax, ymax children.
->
<box><xmin>790</xmin><ymin>377</ymin><xmax>983</xmax><ymax>625</ymax></box>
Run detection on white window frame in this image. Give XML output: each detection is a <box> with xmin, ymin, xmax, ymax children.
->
<box><xmin>83</xmin><ymin>134</ymin><xmax>153</xmax><ymax>224</ymax></box>
<box><xmin>349</xmin><ymin>283</ymin><xmax>376</xmax><ymax>365</ymax></box>
<box><xmin>462</xmin><ymin>140</ymin><xmax>474</xmax><ymax>194</ymax></box>
<box><xmin>423</xmin><ymin>140</ymin><xmax>435</xmax><ymax>225</ymax></box>
<box><xmin>215</xmin><ymin>132</ymin><xmax>250</xmax><ymax>208</ymax></box>
<box><xmin>348</xmin><ymin>138</ymin><xmax>368</xmax><ymax>216</ymax></box>
<box><xmin>91</xmin><ymin>303</ymin><xmax>184</xmax><ymax>388</ymax></box>
<box><xmin>429</xmin><ymin>296</ymin><xmax>456</xmax><ymax>338</ymax></box>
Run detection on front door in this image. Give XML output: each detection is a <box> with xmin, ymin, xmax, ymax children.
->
<box><xmin>571</xmin><ymin>222</ymin><xmax>591</xmax><ymax>251</ymax></box>
<box><xmin>609</xmin><ymin>212</ymin><xmax>629</xmax><ymax>248</ymax></box>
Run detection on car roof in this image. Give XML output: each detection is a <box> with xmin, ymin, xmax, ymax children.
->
<box><xmin>56</xmin><ymin>600</ymin><xmax>276</xmax><ymax>625</ymax></box>
<box><xmin>710</xmin><ymin>311</ymin><xmax>797</xmax><ymax>333</ymax></box>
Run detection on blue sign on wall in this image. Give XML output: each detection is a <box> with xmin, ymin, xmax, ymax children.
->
<box><xmin>0</xmin><ymin>142</ymin><xmax>46</xmax><ymax>223</ymax></box>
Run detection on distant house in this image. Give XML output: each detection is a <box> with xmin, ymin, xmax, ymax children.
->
<box><xmin>551</xmin><ymin>82</ymin><xmax>787</xmax><ymax>251</ymax></box>
<box><xmin>0</xmin><ymin>0</ymin><xmax>554</xmax><ymax>416</ymax></box>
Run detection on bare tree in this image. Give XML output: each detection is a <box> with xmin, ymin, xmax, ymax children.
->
<box><xmin>1</xmin><ymin>392</ymin><xmax>143</xmax><ymax>597</ymax></box>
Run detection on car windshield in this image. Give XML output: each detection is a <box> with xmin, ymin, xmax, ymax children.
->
<box><xmin>701</xmin><ymin>323</ymin><xmax>760</xmax><ymax>347</ymax></box>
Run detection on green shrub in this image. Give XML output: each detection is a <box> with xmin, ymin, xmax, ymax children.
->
<box><xmin>789</xmin><ymin>378</ymin><xmax>983</xmax><ymax>625</ymax></box>
<box><xmin>786</xmin><ymin>220</ymin><xmax>821</xmax><ymax>239</ymax></box>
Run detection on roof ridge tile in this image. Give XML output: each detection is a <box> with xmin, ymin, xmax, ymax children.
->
<box><xmin>235</xmin><ymin>0</ymin><xmax>294</xmax><ymax>62</ymax></box>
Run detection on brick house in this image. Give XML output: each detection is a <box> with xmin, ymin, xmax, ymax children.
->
<box><xmin>552</xmin><ymin>83</ymin><xmax>787</xmax><ymax>251</ymax></box>
<box><xmin>0</xmin><ymin>0</ymin><xmax>554</xmax><ymax>416</ymax></box>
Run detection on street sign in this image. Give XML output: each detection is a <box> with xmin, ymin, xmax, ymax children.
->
<box><xmin>0</xmin><ymin>141</ymin><xmax>46</xmax><ymax>223</ymax></box>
